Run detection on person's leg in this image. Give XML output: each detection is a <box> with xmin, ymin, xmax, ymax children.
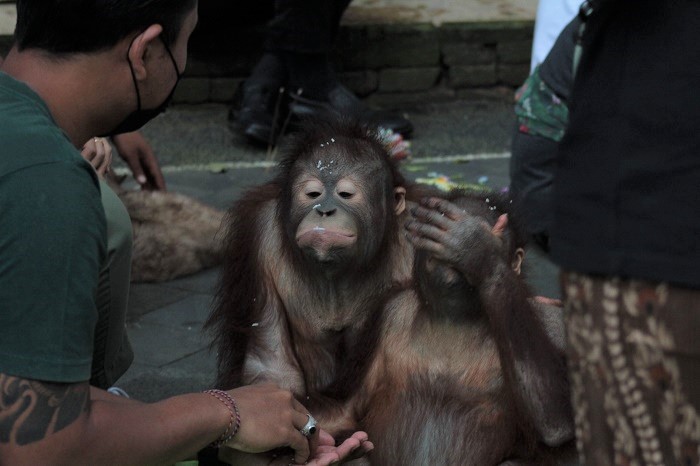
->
<box><xmin>196</xmin><ymin>0</ymin><xmax>274</xmax><ymax>30</ymax></box>
<box><xmin>269</xmin><ymin>0</ymin><xmax>411</xmax><ymax>134</ymax></box>
<box><xmin>562</xmin><ymin>272</ymin><xmax>700</xmax><ymax>466</ymax></box>
<box><xmin>231</xmin><ymin>51</ymin><xmax>288</xmax><ymax>146</ymax></box>
<box><xmin>232</xmin><ymin>0</ymin><xmax>333</xmax><ymax>146</ymax></box>
<box><xmin>266</xmin><ymin>0</ymin><xmax>346</xmax><ymax>55</ymax></box>
<box><xmin>234</xmin><ymin>0</ymin><xmax>412</xmax><ymax>146</ymax></box>
<box><xmin>330</xmin><ymin>0</ymin><xmax>354</xmax><ymax>42</ymax></box>
<box><xmin>243</xmin><ymin>0</ymin><xmax>345</xmax><ymax>109</ymax></box>
<box><xmin>90</xmin><ymin>179</ymin><xmax>134</xmax><ymax>389</ymax></box>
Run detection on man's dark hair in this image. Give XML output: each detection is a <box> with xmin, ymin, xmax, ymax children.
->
<box><xmin>14</xmin><ymin>0</ymin><xmax>197</xmax><ymax>54</ymax></box>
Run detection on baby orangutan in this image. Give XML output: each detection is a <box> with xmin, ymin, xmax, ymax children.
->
<box><xmin>350</xmin><ymin>190</ymin><xmax>574</xmax><ymax>465</ymax></box>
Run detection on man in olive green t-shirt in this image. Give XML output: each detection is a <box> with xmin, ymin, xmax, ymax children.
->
<box><xmin>0</xmin><ymin>2</ymin><xmax>372</xmax><ymax>465</ymax></box>
<box><xmin>0</xmin><ymin>71</ymin><xmax>106</xmax><ymax>382</ymax></box>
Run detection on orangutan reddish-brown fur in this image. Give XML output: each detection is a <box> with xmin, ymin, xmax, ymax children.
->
<box><xmin>206</xmin><ymin>119</ymin><xmax>419</xmax><ymax>397</ymax></box>
<box><xmin>204</xmin><ymin>119</ymin><xmax>573</xmax><ymax>465</ymax></box>
<box><xmin>352</xmin><ymin>190</ymin><xmax>574</xmax><ymax>465</ymax></box>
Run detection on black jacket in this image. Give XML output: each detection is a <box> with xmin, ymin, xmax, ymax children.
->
<box><xmin>551</xmin><ymin>0</ymin><xmax>700</xmax><ymax>289</ymax></box>
<box><xmin>509</xmin><ymin>17</ymin><xmax>579</xmax><ymax>250</ymax></box>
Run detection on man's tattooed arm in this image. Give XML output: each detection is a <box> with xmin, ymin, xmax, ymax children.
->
<box><xmin>0</xmin><ymin>373</ymin><xmax>89</xmax><ymax>446</ymax></box>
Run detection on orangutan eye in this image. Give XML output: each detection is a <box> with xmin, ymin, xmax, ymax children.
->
<box><xmin>307</xmin><ymin>191</ymin><xmax>322</xmax><ymax>199</ymax></box>
<box><xmin>336</xmin><ymin>179</ymin><xmax>358</xmax><ymax>200</ymax></box>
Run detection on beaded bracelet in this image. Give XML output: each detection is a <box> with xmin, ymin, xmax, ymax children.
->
<box><xmin>203</xmin><ymin>389</ymin><xmax>241</xmax><ymax>448</ymax></box>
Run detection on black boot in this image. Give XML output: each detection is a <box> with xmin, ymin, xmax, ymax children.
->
<box><xmin>229</xmin><ymin>53</ymin><xmax>288</xmax><ymax>146</ymax></box>
<box><xmin>283</xmin><ymin>51</ymin><xmax>413</xmax><ymax>137</ymax></box>
<box><xmin>288</xmin><ymin>83</ymin><xmax>413</xmax><ymax>137</ymax></box>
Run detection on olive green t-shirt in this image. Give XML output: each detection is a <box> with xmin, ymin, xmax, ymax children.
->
<box><xmin>0</xmin><ymin>71</ymin><xmax>107</xmax><ymax>382</ymax></box>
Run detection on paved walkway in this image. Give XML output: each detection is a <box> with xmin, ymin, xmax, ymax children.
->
<box><xmin>345</xmin><ymin>0</ymin><xmax>536</xmax><ymax>25</ymax></box>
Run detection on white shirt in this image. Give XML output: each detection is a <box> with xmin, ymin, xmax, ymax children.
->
<box><xmin>531</xmin><ymin>0</ymin><xmax>582</xmax><ymax>71</ymax></box>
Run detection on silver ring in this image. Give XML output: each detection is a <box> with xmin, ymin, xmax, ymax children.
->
<box><xmin>299</xmin><ymin>413</ymin><xmax>317</xmax><ymax>438</ymax></box>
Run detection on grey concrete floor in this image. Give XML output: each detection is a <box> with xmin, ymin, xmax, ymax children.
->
<box><xmin>135</xmin><ymin>87</ymin><xmax>517</xmax><ymax>167</ymax></box>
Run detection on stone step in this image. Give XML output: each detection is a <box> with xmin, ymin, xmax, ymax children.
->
<box><xmin>0</xmin><ymin>1</ymin><xmax>536</xmax><ymax>104</ymax></box>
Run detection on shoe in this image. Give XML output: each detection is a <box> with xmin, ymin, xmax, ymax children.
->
<box><xmin>288</xmin><ymin>84</ymin><xmax>413</xmax><ymax>137</ymax></box>
<box><xmin>229</xmin><ymin>80</ymin><xmax>289</xmax><ymax>146</ymax></box>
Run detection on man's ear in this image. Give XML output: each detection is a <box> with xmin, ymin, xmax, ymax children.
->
<box><xmin>511</xmin><ymin>247</ymin><xmax>525</xmax><ymax>275</ymax></box>
<box><xmin>394</xmin><ymin>186</ymin><xmax>407</xmax><ymax>215</ymax></box>
<box><xmin>126</xmin><ymin>24</ymin><xmax>164</xmax><ymax>81</ymax></box>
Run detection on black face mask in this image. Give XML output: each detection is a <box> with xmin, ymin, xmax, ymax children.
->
<box><xmin>102</xmin><ymin>36</ymin><xmax>182</xmax><ymax>137</ymax></box>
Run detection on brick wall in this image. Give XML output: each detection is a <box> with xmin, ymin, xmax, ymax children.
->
<box><xmin>0</xmin><ymin>13</ymin><xmax>533</xmax><ymax>105</ymax></box>
<box><xmin>176</xmin><ymin>20</ymin><xmax>534</xmax><ymax>104</ymax></box>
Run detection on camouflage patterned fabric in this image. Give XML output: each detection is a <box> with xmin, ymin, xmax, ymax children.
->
<box><xmin>514</xmin><ymin>65</ymin><xmax>569</xmax><ymax>142</ymax></box>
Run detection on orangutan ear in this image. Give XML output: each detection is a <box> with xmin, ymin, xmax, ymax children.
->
<box><xmin>394</xmin><ymin>187</ymin><xmax>406</xmax><ymax>216</ymax></box>
<box><xmin>511</xmin><ymin>247</ymin><xmax>525</xmax><ymax>275</ymax></box>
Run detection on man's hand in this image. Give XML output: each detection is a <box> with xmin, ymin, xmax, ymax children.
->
<box><xmin>81</xmin><ymin>137</ymin><xmax>113</xmax><ymax>177</ymax></box>
<box><xmin>218</xmin><ymin>383</ymin><xmax>373</xmax><ymax>465</ymax></box>
<box><xmin>112</xmin><ymin>131</ymin><xmax>166</xmax><ymax>190</ymax></box>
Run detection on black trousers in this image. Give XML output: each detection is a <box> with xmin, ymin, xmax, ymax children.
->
<box><xmin>267</xmin><ymin>0</ymin><xmax>353</xmax><ymax>53</ymax></box>
<box><xmin>198</xmin><ymin>0</ymin><xmax>352</xmax><ymax>54</ymax></box>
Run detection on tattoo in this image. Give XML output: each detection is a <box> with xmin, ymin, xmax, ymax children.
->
<box><xmin>0</xmin><ymin>373</ymin><xmax>89</xmax><ymax>446</ymax></box>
